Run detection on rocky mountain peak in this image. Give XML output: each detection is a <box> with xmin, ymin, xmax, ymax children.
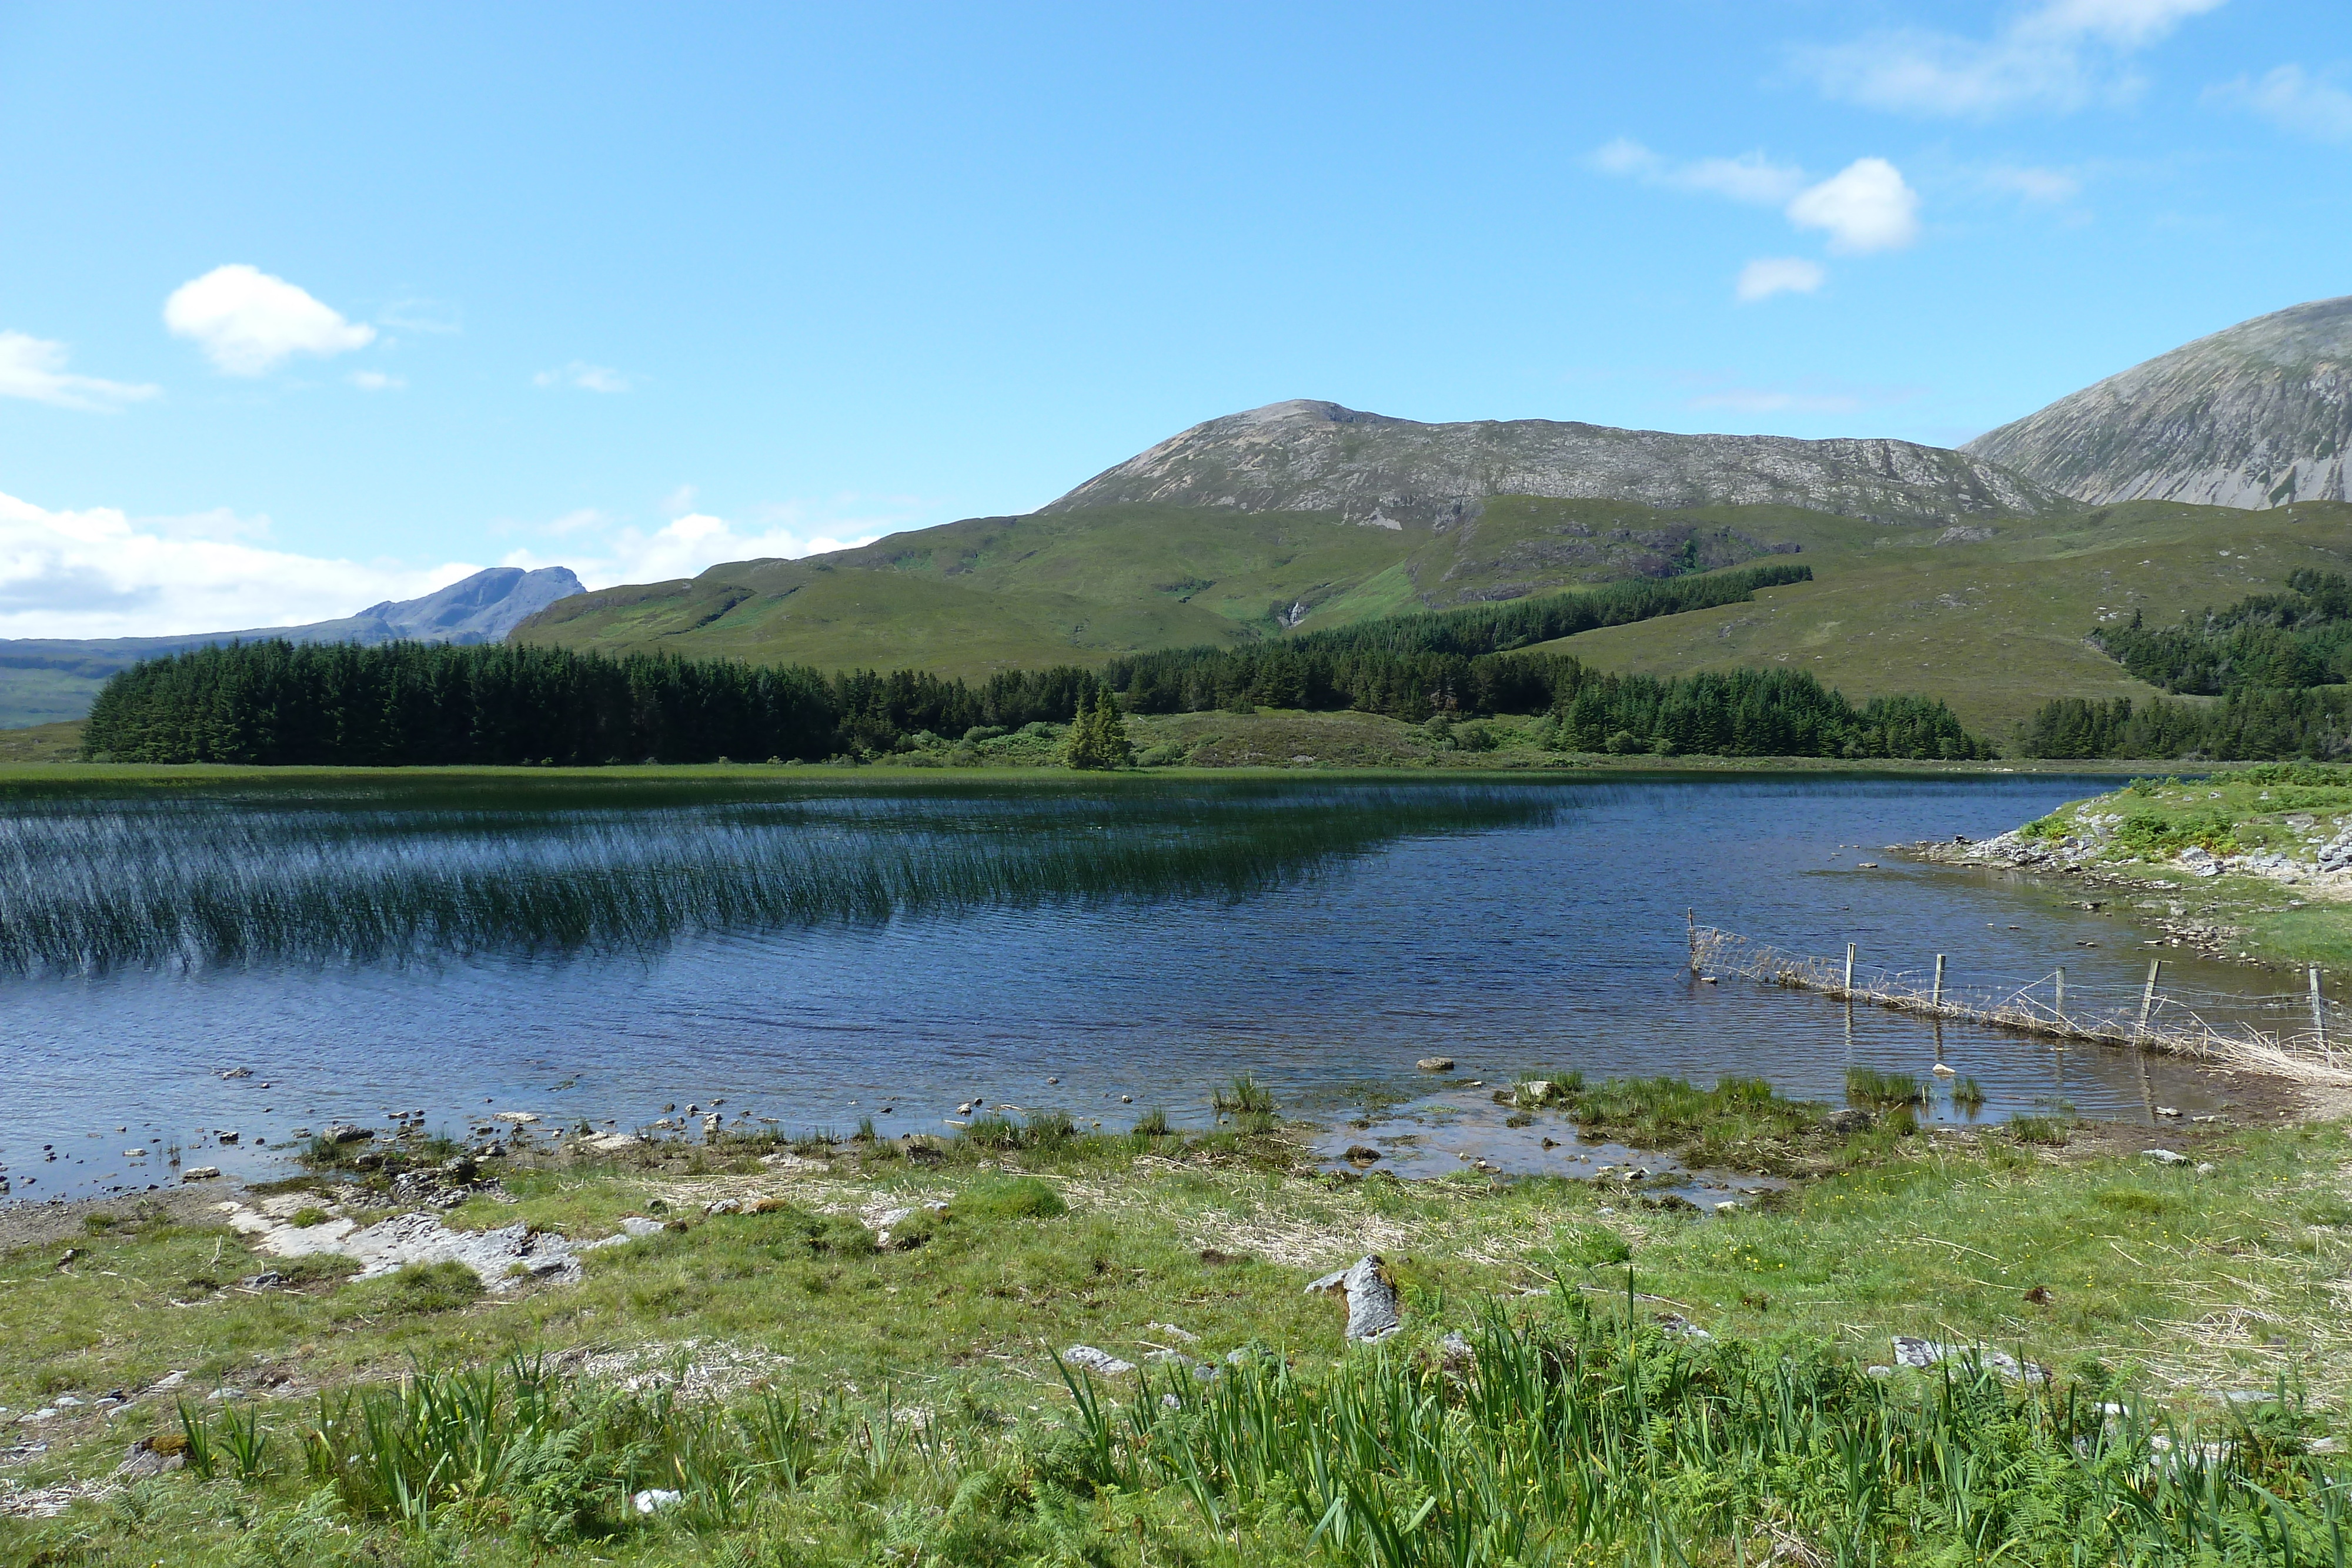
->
<box><xmin>1964</xmin><ymin>295</ymin><xmax>2352</xmax><ymax>508</ymax></box>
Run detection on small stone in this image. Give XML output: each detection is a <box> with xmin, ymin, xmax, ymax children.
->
<box><xmin>2195</xmin><ymin>1162</ymin><xmax>2217</xmax><ymax>1175</ymax></box>
<box><xmin>633</xmin><ymin>1488</ymin><xmax>683</xmax><ymax>1515</ymax></box>
<box><xmin>1930</xmin><ymin>1064</ymin><xmax>1956</xmax><ymax>1078</ymax></box>
<box><xmin>1344</xmin><ymin>1145</ymin><xmax>1382</xmax><ymax>1166</ymax></box>
<box><xmin>1305</xmin><ymin>1256</ymin><xmax>1403</xmax><ymax>1342</ymax></box>
<box><xmin>1120</xmin><ymin>1094</ymin><xmax>1132</xmax><ymax>1104</ymax></box>
<box><xmin>216</xmin><ymin>1132</ymin><xmax>239</xmax><ymax>1145</ymax></box>
<box><xmin>1061</xmin><ymin>1345</ymin><xmax>1137</xmax><ymax>1377</ymax></box>
<box><xmin>1416</xmin><ymin>1057</ymin><xmax>1454</xmax><ymax>1073</ymax></box>
<box><xmin>181</xmin><ymin>1166</ymin><xmax>221</xmax><ymax>1182</ymax></box>
<box><xmin>2144</xmin><ymin>1148</ymin><xmax>2190</xmax><ymax>1165</ymax></box>
<box><xmin>2023</xmin><ymin>1285</ymin><xmax>2053</xmax><ymax>1305</ymax></box>
<box><xmin>2155</xmin><ymin>1106</ymin><xmax>2181</xmax><ymax>1118</ymax></box>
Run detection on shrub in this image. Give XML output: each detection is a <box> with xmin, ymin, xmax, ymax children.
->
<box><xmin>289</xmin><ymin>1206</ymin><xmax>331</xmax><ymax>1228</ymax></box>
<box><xmin>1130</xmin><ymin>1107</ymin><xmax>1171</xmax><ymax>1138</ymax></box>
<box><xmin>2008</xmin><ymin>1115</ymin><xmax>2068</xmax><ymax>1146</ymax></box>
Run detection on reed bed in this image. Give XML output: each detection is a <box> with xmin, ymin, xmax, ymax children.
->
<box><xmin>1691</xmin><ymin>924</ymin><xmax>2352</xmax><ymax>1081</ymax></box>
<box><xmin>0</xmin><ymin>783</ymin><xmax>1554</xmax><ymax>975</ymax></box>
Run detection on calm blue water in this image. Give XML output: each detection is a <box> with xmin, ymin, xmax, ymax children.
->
<box><xmin>2</xmin><ymin>773</ymin><xmax>2257</xmax><ymax>1200</ymax></box>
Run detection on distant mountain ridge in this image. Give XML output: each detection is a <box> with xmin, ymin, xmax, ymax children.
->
<box><xmin>0</xmin><ymin>565</ymin><xmax>583</xmax><ymax>728</ymax></box>
<box><xmin>1045</xmin><ymin>399</ymin><xmax>2068</xmax><ymax>527</ymax></box>
<box><xmin>1965</xmin><ymin>295</ymin><xmax>2352</xmax><ymax>508</ymax></box>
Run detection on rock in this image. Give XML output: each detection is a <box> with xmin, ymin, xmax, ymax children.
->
<box><xmin>632</xmin><ymin>1488</ymin><xmax>683</xmax><ymax>1515</ymax></box>
<box><xmin>2024</xmin><ymin>1285</ymin><xmax>2053</xmax><ymax>1305</ymax></box>
<box><xmin>2144</xmin><ymin>1148</ymin><xmax>2190</xmax><ymax>1165</ymax></box>
<box><xmin>216</xmin><ymin>1067</ymin><xmax>253</xmax><ymax>1079</ymax></box>
<box><xmin>2155</xmin><ymin>1106</ymin><xmax>2181</xmax><ymax>1118</ymax></box>
<box><xmin>1416</xmin><ymin>1057</ymin><xmax>1454</xmax><ymax>1073</ymax></box>
<box><xmin>181</xmin><ymin>1166</ymin><xmax>221</xmax><ymax>1182</ymax></box>
<box><xmin>1344</xmin><ymin>1145</ymin><xmax>1382</xmax><ymax>1167</ymax></box>
<box><xmin>579</xmin><ymin>1131</ymin><xmax>643</xmax><ymax>1154</ymax></box>
<box><xmin>323</xmin><ymin>1124</ymin><xmax>371</xmax><ymax>1144</ymax></box>
<box><xmin>2196</xmin><ymin>1162</ymin><xmax>2218</xmax><ymax>1176</ymax></box>
<box><xmin>113</xmin><ymin>1442</ymin><xmax>182</xmax><ymax>1479</ymax></box>
<box><xmin>1653</xmin><ymin>1313</ymin><xmax>1713</xmax><ymax>1341</ymax></box>
<box><xmin>1148</xmin><ymin>1320</ymin><xmax>1199</xmax><ymax>1343</ymax></box>
<box><xmin>216</xmin><ymin>1132</ymin><xmax>239</xmax><ymax>1145</ymax></box>
<box><xmin>1930</xmin><ymin>1064</ymin><xmax>1956</xmax><ymax>1078</ymax></box>
<box><xmin>491</xmin><ymin>1111</ymin><xmax>540</xmax><ymax>1125</ymax></box>
<box><xmin>1305</xmin><ymin>1256</ymin><xmax>1404</xmax><ymax>1342</ymax></box>
<box><xmin>1890</xmin><ymin>1336</ymin><xmax>2047</xmax><ymax>1382</ymax></box>
<box><xmin>1819</xmin><ymin>1108</ymin><xmax>1873</xmax><ymax>1135</ymax></box>
<box><xmin>238</xmin><ymin>1271</ymin><xmax>289</xmax><ymax>1290</ymax></box>
<box><xmin>1061</xmin><ymin>1345</ymin><xmax>1137</xmax><ymax>1377</ymax></box>
<box><xmin>703</xmin><ymin>1199</ymin><xmax>741</xmax><ymax>1216</ymax></box>
<box><xmin>1439</xmin><ymin>1330</ymin><xmax>1475</xmax><ymax>1372</ymax></box>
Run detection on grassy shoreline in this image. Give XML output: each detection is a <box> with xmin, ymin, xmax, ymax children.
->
<box><xmin>1935</xmin><ymin>764</ymin><xmax>2352</xmax><ymax>971</ymax></box>
<box><xmin>6</xmin><ymin>1078</ymin><xmax>2351</xmax><ymax>1563</ymax></box>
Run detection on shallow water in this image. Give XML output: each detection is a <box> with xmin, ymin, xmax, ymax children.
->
<box><xmin>1</xmin><ymin>772</ymin><xmax>2273</xmax><ymax>1201</ymax></box>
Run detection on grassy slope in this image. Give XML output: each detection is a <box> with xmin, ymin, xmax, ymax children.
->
<box><xmin>4</xmin><ymin>1104</ymin><xmax>2347</xmax><ymax>1563</ymax></box>
<box><xmin>1545</xmin><ymin>500</ymin><xmax>2352</xmax><ymax>737</ymax></box>
<box><xmin>512</xmin><ymin>500</ymin><xmax>1834</xmax><ymax>677</ymax></box>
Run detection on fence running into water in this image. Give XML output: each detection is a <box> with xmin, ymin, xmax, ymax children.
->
<box><xmin>1688</xmin><ymin>920</ymin><xmax>2352</xmax><ymax>1081</ymax></box>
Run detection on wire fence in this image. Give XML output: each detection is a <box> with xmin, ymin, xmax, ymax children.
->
<box><xmin>1687</xmin><ymin>920</ymin><xmax>2352</xmax><ymax>1081</ymax></box>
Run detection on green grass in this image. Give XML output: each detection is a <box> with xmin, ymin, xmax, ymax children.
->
<box><xmin>1994</xmin><ymin>764</ymin><xmax>2352</xmax><ymax>967</ymax></box>
<box><xmin>1546</xmin><ymin>499</ymin><xmax>2352</xmax><ymax>737</ymax></box>
<box><xmin>6</xmin><ymin>1100</ymin><xmax>2352</xmax><ymax>1563</ymax></box>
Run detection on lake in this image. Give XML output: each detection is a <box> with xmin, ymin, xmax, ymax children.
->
<box><xmin>0</xmin><ymin>771</ymin><xmax>2265</xmax><ymax>1201</ymax></box>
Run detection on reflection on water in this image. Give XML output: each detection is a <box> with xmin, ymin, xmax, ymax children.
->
<box><xmin>0</xmin><ymin>773</ymin><xmax>2273</xmax><ymax>1199</ymax></box>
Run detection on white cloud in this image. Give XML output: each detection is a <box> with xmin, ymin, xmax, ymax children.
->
<box><xmin>1978</xmin><ymin>163</ymin><xmax>2084</xmax><ymax>203</ymax></box>
<box><xmin>376</xmin><ymin>297</ymin><xmax>463</xmax><ymax>335</ymax></box>
<box><xmin>0</xmin><ymin>332</ymin><xmax>161</xmax><ymax>413</ymax></box>
<box><xmin>1735</xmin><ymin>258</ymin><xmax>1828</xmax><ymax>302</ymax></box>
<box><xmin>2207</xmin><ymin>65</ymin><xmax>2352</xmax><ymax>144</ymax></box>
<box><xmin>1589</xmin><ymin>139</ymin><xmax>1806</xmax><ymax>204</ymax></box>
<box><xmin>534</xmin><ymin>360</ymin><xmax>633</xmax><ymax>393</ymax></box>
<box><xmin>348</xmin><ymin>370</ymin><xmax>406</xmax><ymax>391</ymax></box>
<box><xmin>0</xmin><ymin>488</ymin><xmax>477</xmax><ymax>639</ymax></box>
<box><xmin>660</xmin><ymin>483</ymin><xmax>699</xmax><ymax>517</ymax></box>
<box><xmin>163</xmin><ymin>265</ymin><xmax>377</xmax><ymax>376</ymax></box>
<box><xmin>501</xmin><ymin>500</ymin><xmax>930</xmax><ymax>590</ymax></box>
<box><xmin>1795</xmin><ymin>0</ymin><xmax>2226</xmax><ymax>118</ymax></box>
<box><xmin>1786</xmin><ymin>159</ymin><xmax>1922</xmax><ymax>253</ymax></box>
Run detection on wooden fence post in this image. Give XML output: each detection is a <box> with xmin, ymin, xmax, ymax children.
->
<box><xmin>2054</xmin><ymin>965</ymin><xmax>2066</xmax><ymax>1024</ymax></box>
<box><xmin>2311</xmin><ymin>967</ymin><xmax>2331</xmax><ymax>1065</ymax></box>
<box><xmin>1932</xmin><ymin>954</ymin><xmax>1945</xmax><ymax>1009</ymax></box>
<box><xmin>1686</xmin><ymin>908</ymin><xmax>1696</xmax><ymax>971</ymax></box>
<box><xmin>2137</xmin><ymin>957</ymin><xmax>2162</xmax><ymax>1041</ymax></box>
<box><xmin>1844</xmin><ymin>943</ymin><xmax>1856</xmax><ymax>995</ymax></box>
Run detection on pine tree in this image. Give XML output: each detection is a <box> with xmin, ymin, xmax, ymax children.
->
<box><xmin>1093</xmin><ymin>688</ymin><xmax>1131</xmax><ymax>768</ymax></box>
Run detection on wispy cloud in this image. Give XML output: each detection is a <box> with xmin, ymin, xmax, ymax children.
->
<box><xmin>1679</xmin><ymin>375</ymin><xmax>1924</xmax><ymax>417</ymax></box>
<box><xmin>1593</xmin><ymin>143</ymin><xmax>1922</xmax><ymax>283</ymax></box>
<box><xmin>503</xmin><ymin>494</ymin><xmax>930</xmax><ymax>590</ymax></box>
<box><xmin>0</xmin><ymin>331</ymin><xmax>160</xmax><ymax>412</ymax></box>
<box><xmin>164</xmin><ymin>265</ymin><xmax>377</xmax><ymax>376</ymax></box>
<box><xmin>1735</xmin><ymin>258</ymin><xmax>1827</xmax><ymax>303</ymax></box>
<box><xmin>376</xmin><ymin>296</ymin><xmax>463</xmax><ymax>335</ymax></box>
<box><xmin>1586</xmin><ymin>139</ymin><xmax>1807</xmax><ymax>204</ymax></box>
<box><xmin>534</xmin><ymin>360</ymin><xmax>633</xmax><ymax>393</ymax></box>
<box><xmin>1976</xmin><ymin>163</ymin><xmax>2084</xmax><ymax>203</ymax></box>
<box><xmin>1793</xmin><ymin>0</ymin><xmax>2227</xmax><ymax>119</ymax></box>
<box><xmin>348</xmin><ymin>370</ymin><xmax>406</xmax><ymax>392</ymax></box>
<box><xmin>2207</xmin><ymin>64</ymin><xmax>2352</xmax><ymax>144</ymax></box>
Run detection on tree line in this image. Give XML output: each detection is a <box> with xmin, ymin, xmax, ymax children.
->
<box><xmin>79</xmin><ymin>560</ymin><xmax>1989</xmax><ymax>765</ymax></box>
<box><xmin>2014</xmin><ymin>688</ymin><xmax>2352</xmax><ymax>761</ymax></box>
<box><xmin>2093</xmin><ymin>569</ymin><xmax>2352</xmax><ymax>695</ymax></box>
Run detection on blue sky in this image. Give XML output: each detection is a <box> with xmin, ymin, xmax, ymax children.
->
<box><xmin>1</xmin><ymin>0</ymin><xmax>2346</xmax><ymax>636</ymax></box>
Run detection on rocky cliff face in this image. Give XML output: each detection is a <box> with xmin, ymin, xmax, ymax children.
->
<box><xmin>1964</xmin><ymin>295</ymin><xmax>2352</xmax><ymax>509</ymax></box>
<box><xmin>1044</xmin><ymin>399</ymin><xmax>2066</xmax><ymax>527</ymax></box>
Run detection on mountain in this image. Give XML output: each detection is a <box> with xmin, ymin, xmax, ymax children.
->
<box><xmin>512</xmin><ymin>496</ymin><xmax>1835</xmax><ymax>674</ymax></box>
<box><xmin>0</xmin><ymin>565</ymin><xmax>583</xmax><ymax>728</ymax></box>
<box><xmin>1044</xmin><ymin>399</ymin><xmax>2068</xmax><ymax>526</ymax></box>
<box><xmin>1965</xmin><ymin>295</ymin><xmax>2352</xmax><ymax>508</ymax></box>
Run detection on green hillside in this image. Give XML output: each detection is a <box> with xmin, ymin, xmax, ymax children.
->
<box><xmin>1542</xmin><ymin>500</ymin><xmax>2352</xmax><ymax>737</ymax></box>
<box><xmin>514</xmin><ymin>499</ymin><xmax>1818</xmax><ymax>674</ymax></box>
